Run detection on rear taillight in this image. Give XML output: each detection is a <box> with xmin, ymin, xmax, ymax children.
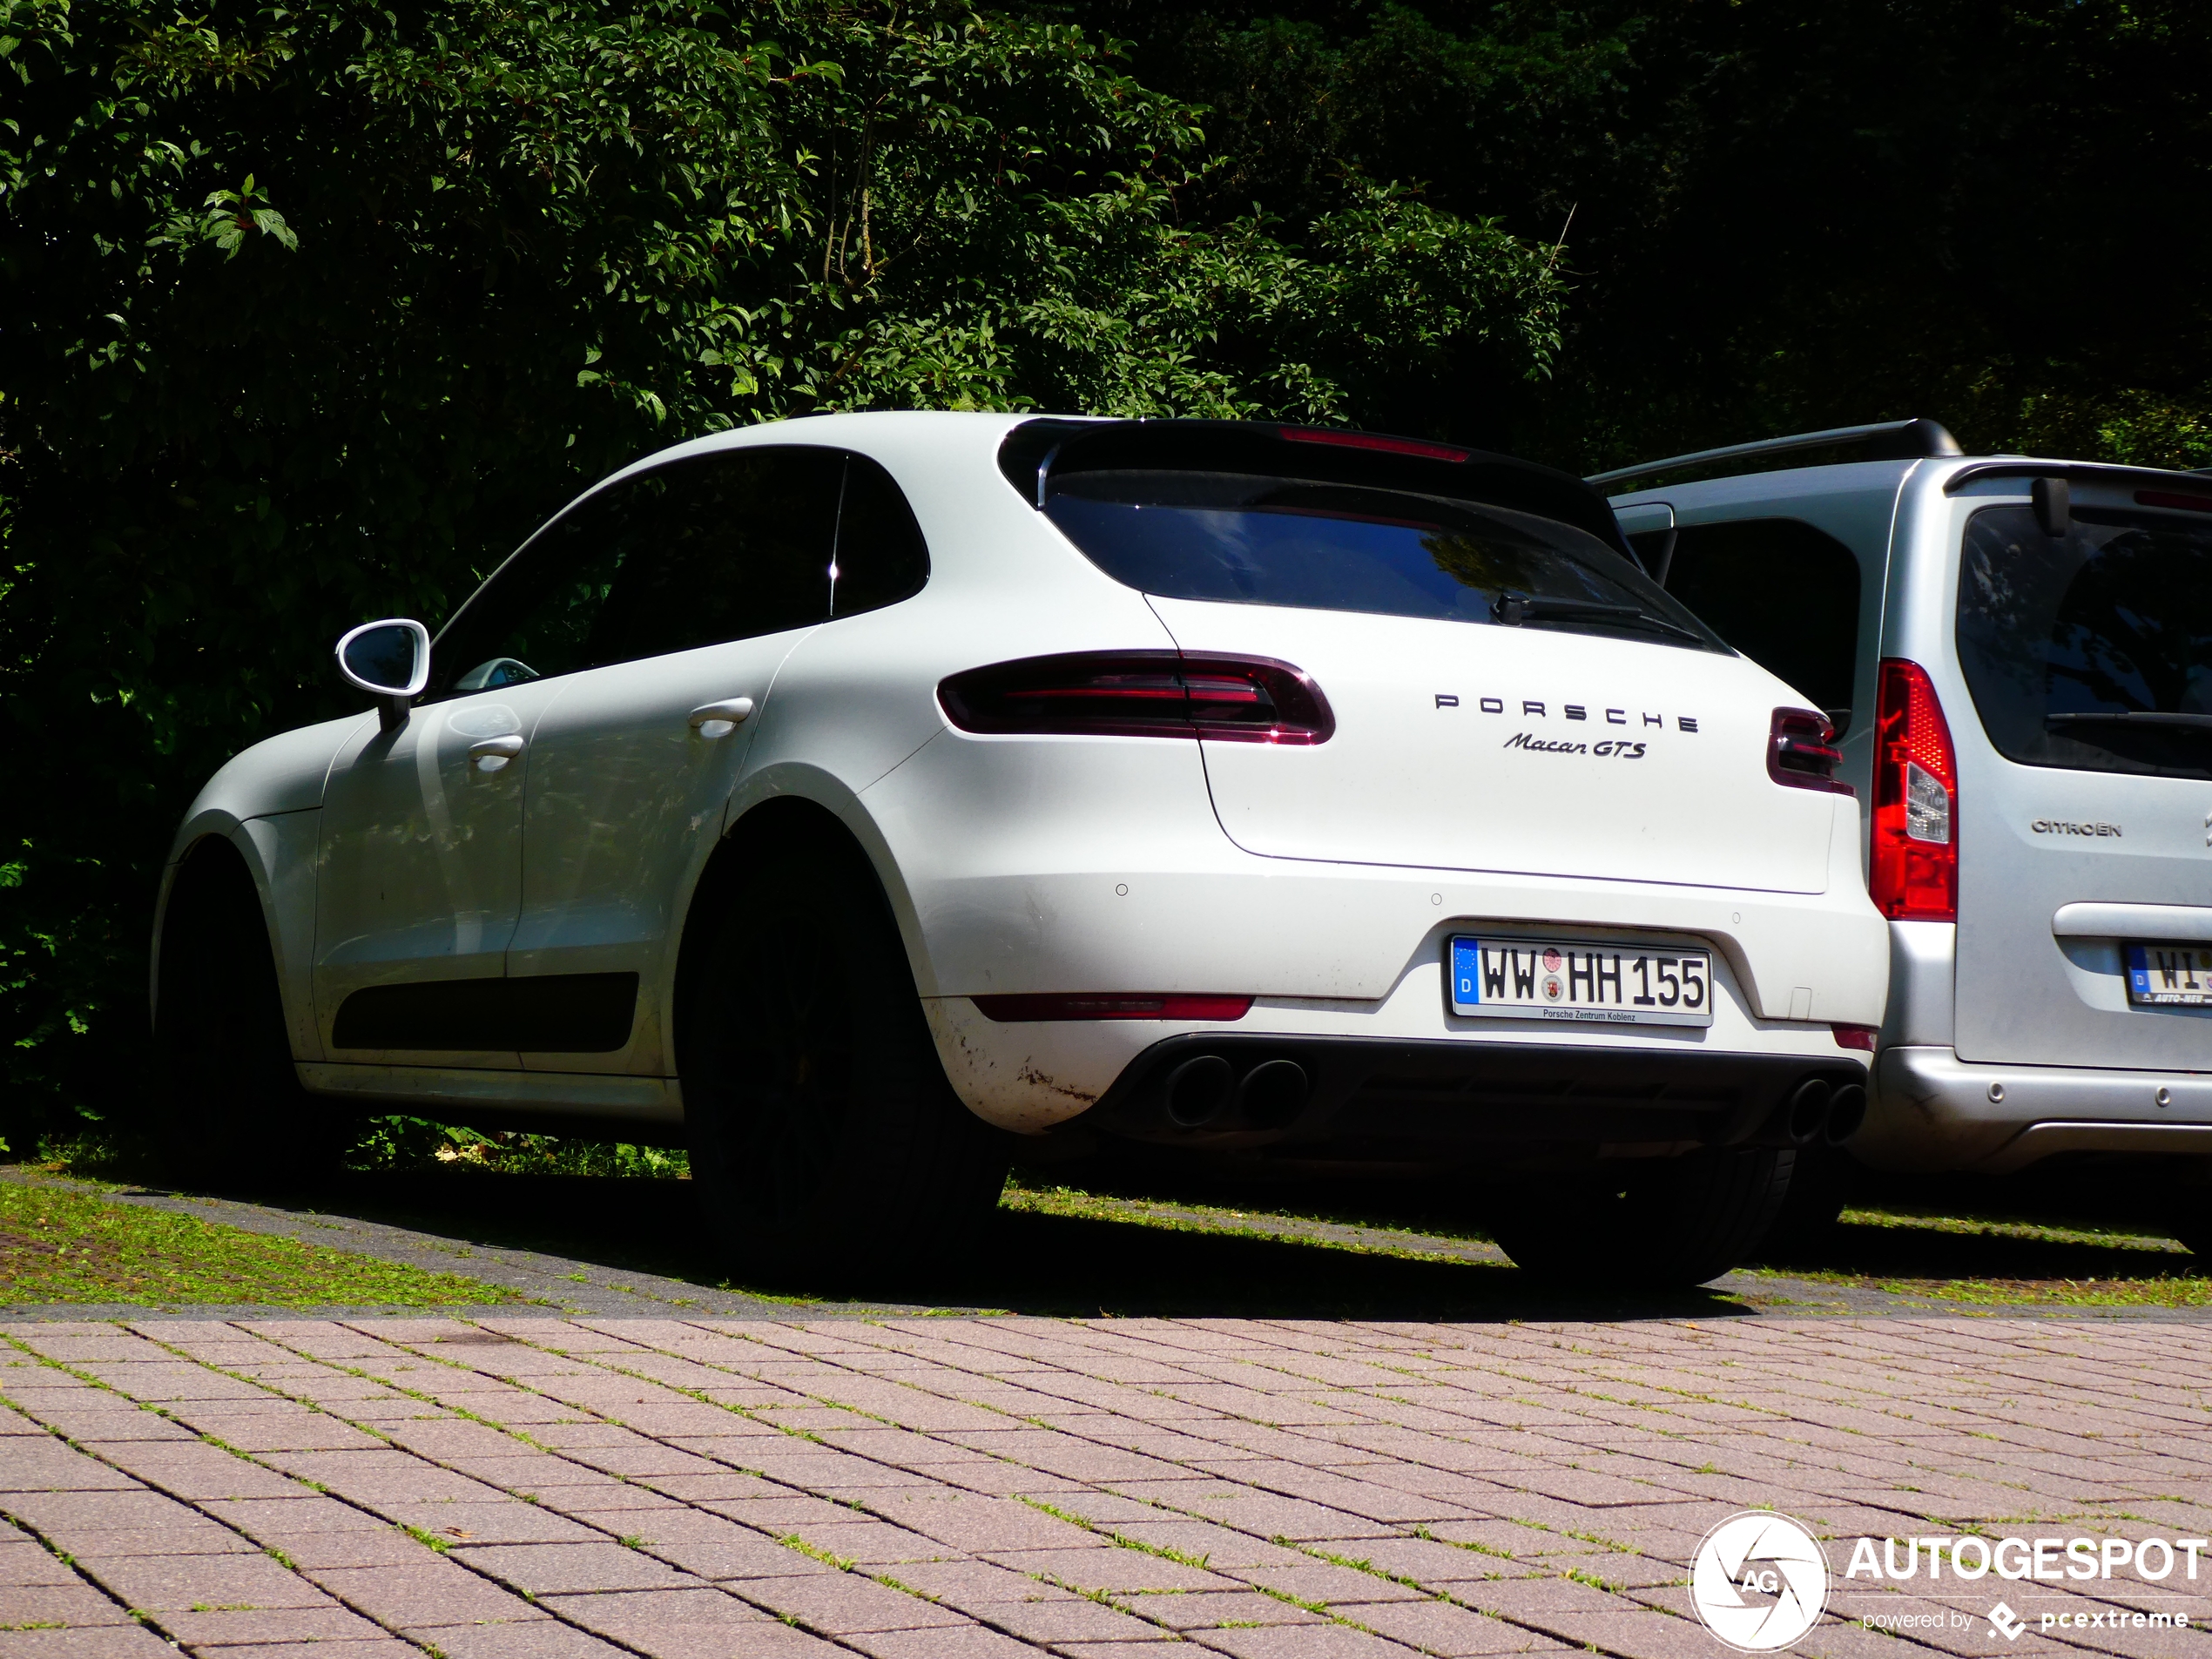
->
<box><xmin>938</xmin><ymin>651</ymin><xmax>1334</xmax><ymax>745</ymax></box>
<box><xmin>972</xmin><ymin>994</ymin><xmax>1253</xmax><ymax>1022</ymax></box>
<box><xmin>1770</xmin><ymin>708</ymin><xmax>1851</xmax><ymax>794</ymax></box>
<box><xmin>1871</xmin><ymin>658</ymin><xmax>1958</xmax><ymax>922</ymax></box>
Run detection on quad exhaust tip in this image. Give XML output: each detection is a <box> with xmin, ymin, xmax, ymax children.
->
<box><xmin>1784</xmin><ymin>1078</ymin><xmax>1831</xmax><ymax>1145</ymax></box>
<box><xmin>1824</xmin><ymin>1082</ymin><xmax>1867</xmax><ymax>1145</ymax></box>
<box><xmin>1163</xmin><ymin>1054</ymin><xmax>1310</xmax><ymax>1130</ymax></box>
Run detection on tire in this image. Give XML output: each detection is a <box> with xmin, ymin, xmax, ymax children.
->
<box><xmin>681</xmin><ymin>838</ymin><xmax>1010</xmax><ymax>1292</ymax></box>
<box><xmin>154</xmin><ymin>843</ymin><xmax>349</xmax><ymax>1189</ymax></box>
<box><xmin>1757</xmin><ymin>1141</ymin><xmax>1855</xmax><ymax>1260</ymax></box>
<box><xmin>1487</xmin><ymin>1148</ymin><xmax>1797</xmax><ymax>1288</ymax></box>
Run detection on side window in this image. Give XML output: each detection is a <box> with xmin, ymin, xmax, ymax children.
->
<box><xmin>433</xmin><ymin>475</ymin><xmax>662</xmax><ymax>698</ymax></box>
<box><xmin>832</xmin><ymin>454</ymin><xmax>929</xmax><ymax>617</ymax></box>
<box><xmin>430</xmin><ymin>447</ymin><xmax>847</xmax><ymax>698</ymax></box>
<box><xmin>587</xmin><ymin>447</ymin><xmax>844</xmax><ymax>665</ymax></box>
<box><xmin>1664</xmin><ymin>518</ymin><xmax>1862</xmax><ymax>732</ymax></box>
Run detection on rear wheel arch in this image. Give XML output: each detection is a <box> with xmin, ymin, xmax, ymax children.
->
<box><xmin>673</xmin><ymin>794</ymin><xmax>923</xmax><ymax>1081</ymax></box>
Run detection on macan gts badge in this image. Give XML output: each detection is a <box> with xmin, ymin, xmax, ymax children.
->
<box><xmin>153</xmin><ymin>412</ymin><xmax>1889</xmax><ymax>1288</ymax></box>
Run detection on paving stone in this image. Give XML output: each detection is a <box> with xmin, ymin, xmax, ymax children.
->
<box><xmin>71</xmin><ymin>1553</ymin><xmax>331</xmax><ymax>1613</ymax></box>
<box><xmin>0</xmin><ymin>1624</ymin><xmax>180</xmax><ymax>1657</ymax></box>
<box><xmin>0</xmin><ymin>1544</ymin><xmax>82</xmax><ymax>1588</ymax></box>
<box><xmin>732</xmin><ymin>1571</ymin><xmax>974</xmax><ymax>1634</ymax></box>
<box><xmin>1123</xmin><ymin>1588</ymin><xmax>1328</xmax><ymax>1629</ymax></box>
<box><xmin>451</xmin><ymin>1542</ymin><xmax>696</xmax><ymax>1595</ymax></box>
<box><xmin>313</xmin><ymin>1562</ymin><xmax>547</xmax><ymax>1626</ymax></box>
<box><xmin>961</xmin><ymin>1596</ymin><xmax>1171</xmax><ymax>1644</ymax></box>
<box><xmin>31</xmin><ymin>1525</ymin><xmax>260</xmax><ymax>1559</ymax></box>
<box><xmin>214</xmin><ymin>1642</ymin><xmax>425</xmax><ymax>1659</ymax></box>
<box><xmin>374</xmin><ymin>1502</ymin><xmax>602</xmax><ymax>1545</ymax></box>
<box><xmin>0</xmin><ymin>1582</ymin><xmax>131</xmax><ymax>1627</ymax></box>
<box><xmin>1353</xmin><ymin>1596</ymin><xmax>1568</xmax><ymax>1654</ymax></box>
<box><xmin>1186</xmin><ymin>1623</ymin><xmax>1421</xmax><ymax>1657</ymax></box>
<box><xmin>158</xmin><ymin>1606</ymin><xmax>392</xmax><ymax>1646</ymax></box>
<box><xmin>843</xmin><ymin>1628</ymin><xmax>1054</xmax><ymax>1658</ymax></box>
<box><xmin>395</xmin><ymin>1622</ymin><xmax>629</xmax><ymax>1659</ymax></box>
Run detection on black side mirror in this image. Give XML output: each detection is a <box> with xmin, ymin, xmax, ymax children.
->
<box><xmin>336</xmin><ymin>618</ymin><xmax>430</xmax><ymax>731</ymax></box>
<box><xmin>2032</xmin><ymin>475</ymin><xmax>2071</xmax><ymax>537</ymax></box>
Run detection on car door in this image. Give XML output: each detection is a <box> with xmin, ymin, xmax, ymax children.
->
<box><xmin>1949</xmin><ymin>486</ymin><xmax>2212</xmax><ymax>1070</ymax></box>
<box><xmin>313</xmin><ymin>469</ymin><xmax>665</xmax><ymax>1065</ymax></box>
<box><xmin>504</xmin><ymin>446</ymin><xmax>858</xmax><ymax>1075</ymax></box>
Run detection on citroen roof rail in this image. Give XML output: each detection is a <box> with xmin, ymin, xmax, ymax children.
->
<box><xmin>1587</xmin><ymin>417</ymin><xmax>1963</xmax><ymax>490</ymax></box>
<box><xmin>1941</xmin><ymin>458</ymin><xmax>2212</xmax><ymax>493</ymax></box>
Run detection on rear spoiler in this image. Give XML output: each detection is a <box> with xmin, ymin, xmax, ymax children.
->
<box><xmin>999</xmin><ymin>418</ymin><xmax>1638</xmax><ymax>561</ymax></box>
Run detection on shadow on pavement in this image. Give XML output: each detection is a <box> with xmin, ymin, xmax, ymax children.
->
<box><xmin>98</xmin><ymin>1150</ymin><xmax>2209</xmax><ymax>1319</ymax></box>
<box><xmin>138</xmin><ymin>1162</ymin><xmax>1757</xmax><ymax>1321</ymax></box>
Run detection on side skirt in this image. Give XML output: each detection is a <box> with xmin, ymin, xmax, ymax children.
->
<box><xmin>297</xmin><ymin>1062</ymin><xmax>684</xmax><ymax>1129</ymax></box>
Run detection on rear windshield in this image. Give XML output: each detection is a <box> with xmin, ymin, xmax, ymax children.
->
<box><xmin>1957</xmin><ymin>503</ymin><xmax>2212</xmax><ymax>779</ymax></box>
<box><xmin>1044</xmin><ymin>469</ymin><xmax>1723</xmax><ymax>651</ymax></box>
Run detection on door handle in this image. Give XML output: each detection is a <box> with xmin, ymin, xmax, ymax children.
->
<box><xmin>689</xmin><ymin>698</ymin><xmax>755</xmax><ymax>739</ymax></box>
<box><xmin>466</xmin><ymin>734</ymin><xmax>526</xmax><ymax>773</ymax></box>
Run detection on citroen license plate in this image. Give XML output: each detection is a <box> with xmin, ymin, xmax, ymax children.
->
<box><xmin>1448</xmin><ymin>935</ymin><xmax>1714</xmax><ymax>1028</ymax></box>
<box><xmin>2127</xmin><ymin>943</ymin><xmax>2212</xmax><ymax>1006</ymax></box>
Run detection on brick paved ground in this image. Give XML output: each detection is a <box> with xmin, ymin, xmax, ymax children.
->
<box><xmin>2</xmin><ymin>1316</ymin><xmax>2207</xmax><ymax>1659</ymax></box>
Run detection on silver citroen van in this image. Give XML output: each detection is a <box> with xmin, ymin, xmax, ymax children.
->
<box><xmin>1601</xmin><ymin>420</ymin><xmax>2212</xmax><ymax>1246</ymax></box>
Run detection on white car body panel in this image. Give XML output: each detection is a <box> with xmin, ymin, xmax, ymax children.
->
<box><xmin>1147</xmin><ymin>595</ymin><xmax>1837</xmax><ymax>893</ymax></box>
<box><xmin>158</xmin><ymin>409</ymin><xmax>1888</xmax><ymax>1152</ymax></box>
<box><xmin>509</xmin><ymin>626</ymin><xmax>815</xmax><ymax>1076</ymax></box>
<box><xmin>313</xmin><ymin>679</ymin><xmax>569</xmax><ymax>1066</ymax></box>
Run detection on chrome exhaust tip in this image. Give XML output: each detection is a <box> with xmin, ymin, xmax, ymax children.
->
<box><xmin>1164</xmin><ymin>1055</ymin><xmax>1235</xmax><ymax>1127</ymax></box>
<box><xmin>1784</xmin><ymin>1078</ymin><xmax>1832</xmax><ymax>1145</ymax></box>
<box><xmin>1823</xmin><ymin>1082</ymin><xmax>1868</xmax><ymax>1146</ymax></box>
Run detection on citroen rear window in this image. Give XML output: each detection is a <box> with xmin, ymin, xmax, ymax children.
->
<box><xmin>1957</xmin><ymin>503</ymin><xmax>2212</xmax><ymax>779</ymax></box>
<box><xmin>1041</xmin><ymin>468</ymin><xmax>1724</xmax><ymax>651</ymax></box>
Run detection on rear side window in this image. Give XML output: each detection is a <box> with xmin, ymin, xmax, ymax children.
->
<box><xmin>1042</xmin><ymin>469</ymin><xmax>1722</xmax><ymax>652</ymax></box>
<box><xmin>1664</xmin><ymin>519</ymin><xmax>1862</xmax><ymax>731</ymax></box>
<box><xmin>1957</xmin><ymin>503</ymin><xmax>2212</xmax><ymax>779</ymax></box>
<box><xmin>831</xmin><ymin>454</ymin><xmax>929</xmax><ymax>617</ymax></box>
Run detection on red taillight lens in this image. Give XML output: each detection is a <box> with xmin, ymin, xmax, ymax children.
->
<box><xmin>1770</xmin><ymin>707</ymin><xmax>1851</xmax><ymax>794</ymax></box>
<box><xmin>1832</xmin><ymin>1023</ymin><xmax>1878</xmax><ymax>1052</ymax></box>
<box><xmin>1870</xmin><ymin>658</ymin><xmax>1958</xmax><ymax>922</ymax></box>
<box><xmin>972</xmin><ymin>994</ymin><xmax>1254</xmax><ymax>1022</ymax></box>
<box><xmin>938</xmin><ymin>651</ymin><xmax>1334</xmax><ymax>745</ymax></box>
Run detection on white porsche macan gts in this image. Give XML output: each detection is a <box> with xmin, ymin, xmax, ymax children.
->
<box><xmin>153</xmin><ymin>412</ymin><xmax>1889</xmax><ymax>1286</ymax></box>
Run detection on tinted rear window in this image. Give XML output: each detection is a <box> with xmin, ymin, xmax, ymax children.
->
<box><xmin>1044</xmin><ymin>469</ymin><xmax>1723</xmax><ymax>651</ymax></box>
<box><xmin>1957</xmin><ymin>503</ymin><xmax>2212</xmax><ymax>779</ymax></box>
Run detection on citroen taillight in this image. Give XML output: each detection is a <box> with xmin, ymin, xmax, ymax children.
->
<box><xmin>937</xmin><ymin>651</ymin><xmax>1334</xmax><ymax>744</ymax></box>
<box><xmin>1870</xmin><ymin>658</ymin><xmax>1957</xmax><ymax>921</ymax></box>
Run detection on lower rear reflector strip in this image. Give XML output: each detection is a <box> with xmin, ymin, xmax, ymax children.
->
<box><xmin>972</xmin><ymin>994</ymin><xmax>1254</xmax><ymax>1023</ymax></box>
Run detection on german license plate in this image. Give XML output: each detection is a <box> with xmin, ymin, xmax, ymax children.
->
<box><xmin>1448</xmin><ymin>935</ymin><xmax>1714</xmax><ymax>1028</ymax></box>
<box><xmin>2126</xmin><ymin>943</ymin><xmax>2212</xmax><ymax>1006</ymax></box>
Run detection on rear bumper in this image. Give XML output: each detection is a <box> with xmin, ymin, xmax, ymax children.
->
<box><xmin>1858</xmin><ymin>1045</ymin><xmax>2212</xmax><ymax>1171</ymax></box>
<box><xmin>1055</xmin><ymin>1033</ymin><xmax>1867</xmax><ymax>1169</ymax></box>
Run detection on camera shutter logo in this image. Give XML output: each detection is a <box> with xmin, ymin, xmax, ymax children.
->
<box><xmin>1691</xmin><ymin>1513</ymin><xmax>1830</xmax><ymax>1651</ymax></box>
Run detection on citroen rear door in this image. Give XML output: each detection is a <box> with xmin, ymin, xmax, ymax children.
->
<box><xmin>1942</xmin><ymin>472</ymin><xmax>2212</xmax><ymax>1070</ymax></box>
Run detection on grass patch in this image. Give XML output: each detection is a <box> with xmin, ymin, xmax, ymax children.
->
<box><xmin>1744</xmin><ymin>1202</ymin><xmax>2210</xmax><ymax>1308</ymax></box>
<box><xmin>0</xmin><ymin>1180</ymin><xmax>520</xmax><ymax>1307</ymax></box>
<box><xmin>998</xmin><ymin>1176</ymin><xmax>1503</xmax><ymax>1267</ymax></box>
